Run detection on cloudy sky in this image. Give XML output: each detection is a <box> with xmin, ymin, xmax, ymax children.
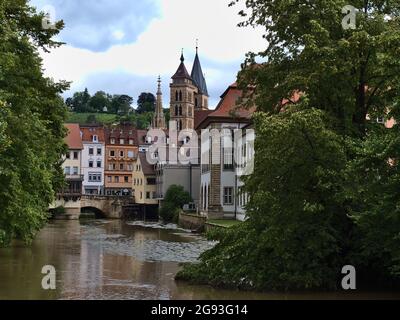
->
<box><xmin>31</xmin><ymin>0</ymin><xmax>265</xmax><ymax>109</ymax></box>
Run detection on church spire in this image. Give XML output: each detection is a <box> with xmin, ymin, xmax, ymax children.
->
<box><xmin>191</xmin><ymin>44</ymin><xmax>208</xmax><ymax>96</ymax></box>
<box><xmin>152</xmin><ymin>76</ymin><xmax>166</xmax><ymax>129</ymax></box>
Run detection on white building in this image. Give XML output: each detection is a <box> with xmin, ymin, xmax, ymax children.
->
<box><xmin>197</xmin><ymin>83</ymin><xmax>254</xmax><ymax>221</ymax></box>
<box><xmin>80</xmin><ymin>126</ymin><xmax>105</xmax><ymax>195</ymax></box>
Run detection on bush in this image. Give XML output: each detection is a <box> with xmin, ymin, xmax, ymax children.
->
<box><xmin>159</xmin><ymin>185</ymin><xmax>192</xmax><ymax>223</ymax></box>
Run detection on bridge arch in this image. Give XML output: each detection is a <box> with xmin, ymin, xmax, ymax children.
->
<box><xmin>81</xmin><ymin>206</ymin><xmax>107</xmax><ymax>219</ymax></box>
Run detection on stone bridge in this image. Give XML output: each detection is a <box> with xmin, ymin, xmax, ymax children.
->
<box><xmin>50</xmin><ymin>195</ymin><xmax>135</xmax><ymax>220</ymax></box>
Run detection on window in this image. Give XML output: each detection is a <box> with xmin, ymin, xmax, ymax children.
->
<box><xmin>97</xmin><ymin>148</ymin><xmax>102</xmax><ymax>156</ymax></box>
<box><xmin>120</xmin><ymin>150</ymin><xmax>124</xmax><ymax>157</ymax></box>
<box><xmin>97</xmin><ymin>160</ymin><xmax>102</xmax><ymax>168</ymax></box>
<box><xmin>179</xmin><ymin>91</ymin><xmax>182</xmax><ymax>101</ymax></box>
<box><xmin>93</xmin><ymin>135</ymin><xmax>98</xmax><ymax>143</ymax></box>
<box><xmin>124</xmin><ymin>176</ymin><xmax>129</xmax><ymax>183</ymax></box>
<box><xmin>66</xmin><ymin>152</ymin><xmax>70</xmax><ymax>159</ymax></box>
<box><xmin>195</xmin><ymin>97</ymin><xmax>198</xmax><ymax>107</ymax></box>
<box><xmin>153</xmin><ymin>192</ymin><xmax>157</xmax><ymax>199</ymax></box>
<box><xmin>120</xmin><ymin>139</ymin><xmax>124</xmax><ymax>145</ymax></box>
<box><xmin>89</xmin><ymin>148</ymin><xmax>94</xmax><ymax>155</ymax></box>
<box><xmin>129</xmin><ymin>139</ymin><xmax>134</xmax><ymax>145</ymax></box>
<box><xmin>89</xmin><ymin>173</ymin><xmax>102</xmax><ymax>182</ymax></box>
<box><xmin>223</xmin><ymin>187</ymin><xmax>234</xmax><ymax>205</ymax></box>
<box><xmin>179</xmin><ymin>106</ymin><xmax>182</xmax><ymax>116</ymax></box>
<box><xmin>146</xmin><ymin>192</ymin><xmax>151</xmax><ymax>199</ymax></box>
<box><xmin>73</xmin><ymin>167</ymin><xmax>79</xmax><ymax>175</ymax></box>
<box><xmin>73</xmin><ymin>152</ymin><xmax>78</xmax><ymax>160</ymax></box>
<box><xmin>127</xmin><ymin>164</ymin><xmax>133</xmax><ymax>171</ymax></box>
<box><xmin>115</xmin><ymin>176</ymin><xmax>119</xmax><ymax>183</ymax></box>
<box><xmin>120</xmin><ymin>163</ymin><xmax>124</xmax><ymax>170</ymax></box>
<box><xmin>175</xmin><ymin>105</ymin><xmax>178</xmax><ymax>116</ymax></box>
<box><xmin>64</xmin><ymin>167</ymin><xmax>70</xmax><ymax>175</ymax></box>
<box><xmin>147</xmin><ymin>178</ymin><xmax>156</xmax><ymax>185</ymax></box>
<box><xmin>110</xmin><ymin>150</ymin><xmax>115</xmax><ymax>157</ymax></box>
<box><xmin>110</xmin><ymin>138</ymin><xmax>115</xmax><ymax>144</ymax></box>
<box><xmin>175</xmin><ymin>91</ymin><xmax>179</xmax><ymax>101</ymax></box>
<box><xmin>140</xmin><ymin>192</ymin><xmax>143</xmax><ymax>199</ymax></box>
<box><xmin>107</xmin><ymin>176</ymin><xmax>112</xmax><ymax>183</ymax></box>
<box><xmin>89</xmin><ymin>161</ymin><xmax>93</xmax><ymax>168</ymax></box>
<box><xmin>128</xmin><ymin>151</ymin><xmax>134</xmax><ymax>158</ymax></box>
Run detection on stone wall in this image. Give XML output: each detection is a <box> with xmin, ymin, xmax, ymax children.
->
<box><xmin>178</xmin><ymin>212</ymin><xmax>207</xmax><ymax>232</ymax></box>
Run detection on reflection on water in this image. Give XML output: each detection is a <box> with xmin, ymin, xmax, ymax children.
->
<box><xmin>0</xmin><ymin>220</ymin><xmax>399</xmax><ymax>300</ymax></box>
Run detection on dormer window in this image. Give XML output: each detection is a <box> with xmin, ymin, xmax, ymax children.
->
<box><xmin>110</xmin><ymin>138</ymin><xmax>115</xmax><ymax>144</ymax></box>
<box><xmin>120</xmin><ymin>138</ymin><xmax>124</xmax><ymax>145</ymax></box>
<box><xmin>93</xmin><ymin>135</ymin><xmax>98</xmax><ymax>143</ymax></box>
<box><xmin>129</xmin><ymin>139</ymin><xmax>134</xmax><ymax>145</ymax></box>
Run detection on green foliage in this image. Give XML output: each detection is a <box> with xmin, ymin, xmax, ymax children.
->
<box><xmin>179</xmin><ymin>0</ymin><xmax>400</xmax><ymax>290</ymax></box>
<box><xmin>346</xmin><ymin>126</ymin><xmax>400</xmax><ymax>280</ymax></box>
<box><xmin>0</xmin><ymin>0</ymin><xmax>68</xmax><ymax>246</ymax></box>
<box><xmin>178</xmin><ymin>109</ymin><xmax>350</xmax><ymax>290</ymax></box>
<box><xmin>137</xmin><ymin>92</ymin><xmax>156</xmax><ymax>114</ymax></box>
<box><xmin>67</xmin><ymin>112</ymin><xmax>117</xmax><ymax>125</ymax></box>
<box><xmin>234</xmin><ymin>0</ymin><xmax>400</xmax><ymax>138</ymax></box>
<box><xmin>159</xmin><ymin>185</ymin><xmax>192</xmax><ymax>222</ymax></box>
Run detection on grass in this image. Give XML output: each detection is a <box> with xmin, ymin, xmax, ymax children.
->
<box><xmin>67</xmin><ymin>112</ymin><xmax>118</xmax><ymax>125</ymax></box>
<box><xmin>207</xmin><ymin>219</ymin><xmax>242</xmax><ymax>228</ymax></box>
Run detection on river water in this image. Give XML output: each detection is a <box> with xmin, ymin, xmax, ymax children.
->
<box><xmin>0</xmin><ymin>219</ymin><xmax>399</xmax><ymax>300</ymax></box>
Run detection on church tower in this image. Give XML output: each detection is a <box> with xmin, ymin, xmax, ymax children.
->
<box><xmin>152</xmin><ymin>76</ymin><xmax>166</xmax><ymax>129</ymax></box>
<box><xmin>191</xmin><ymin>46</ymin><xmax>209</xmax><ymax>110</ymax></box>
<box><xmin>170</xmin><ymin>52</ymin><xmax>197</xmax><ymax>131</ymax></box>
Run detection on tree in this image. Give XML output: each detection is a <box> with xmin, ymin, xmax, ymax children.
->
<box><xmin>234</xmin><ymin>0</ymin><xmax>400</xmax><ymax>138</ymax></box>
<box><xmin>160</xmin><ymin>185</ymin><xmax>192</xmax><ymax>222</ymax></box>
<box><xmin>110</xmin><ymin>94</ymin><xmax>133</xmax><ymax>115</ymax></box>
<box><xmin>137</xmin><ymin>92</ymin><xmax>155</xmax><ymax>114</ymax></box>
<box><xmin>68</xmin><ymin>89</ymin><xmax>91</xmax><ymax>113</ymax></box>
<box><xmin>177</xmin><ymin>109</ymin><xmax>349</xmax><ymax>290</ymax></box>
<box><xmin>178</xmin><ymin>0</ymin><xmax>400</xmax><ymax>290</ymax></box>
<box><xmin>0</xmin><ymin>0</ymin><xmax>68</xmax><ymax>246</ymax></box>
<box><xmin>89</xmin><ymin>91</ymin><xmax>111</xmax><ymax>113</ymax></box>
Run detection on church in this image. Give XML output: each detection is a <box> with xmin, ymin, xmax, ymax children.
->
<box><xmin>151</xmin><ymin>47</ymin><xmax>211</xmax><ymax>131</ymax></box>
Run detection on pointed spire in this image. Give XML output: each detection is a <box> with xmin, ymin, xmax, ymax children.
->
<box><xmin>153</xmin><ymin>76</ymin><xmax>166</xmax><ymax>129</ymax></box>
<box><xmin>191</xmin><ymin>45</ymin><xmax>209</xmax><ymax>96</ymax></box>
<box><xmin>172</xmin><ymin>50</ymin><xmax>192</xmax><ymax>80</ymax></box>
<box><xmin>157</xmin><ymin>75</ymin><xmax>162</xmax><ymax>95</ymax></box>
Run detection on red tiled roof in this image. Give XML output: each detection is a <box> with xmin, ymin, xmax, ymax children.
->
<box><xmin>194</xmin><ymin>109</ymin><xmax>213</xmax><ymax>130</ymax></box>
<box><xmin>209</xmin><ymin>83</ymin><xmax>255</xmax><ymax>119</ymax></box>
<box><xmin>80</xmin><ymin>126</ymin><xmax>105</xmax><ymax>143</ymax></box>
<box><xmin>196</xmin><ymin>83</ymin><xmax>254</xmax><ymax>129</ymax></box>
<box><xmin>65</xmin><ymin>123</ymin><xmax>83</xmax><ymax>150</ymax></box>
<box><xmin>138</xmin><ymin>152</ymin><xmax>155</xmax><ymax>175</ymax></box>
<box><xmin>104</xmin><ymin>125</ymin><xmax>137</xmax><ymax>145</ymax></box>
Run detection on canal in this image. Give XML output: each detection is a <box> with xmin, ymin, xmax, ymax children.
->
<box><xmin>0</xmin><ymin>219</ymin><xmax>399</xmax><ymax>300</ymax></box>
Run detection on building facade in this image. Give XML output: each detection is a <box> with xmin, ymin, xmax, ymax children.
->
<box><xmin>62</xmin><ymin>123</ymin><xmax>84</xmax><ymax>198</ymax></box>
<box><xmin>132</xmin><ymin>153</ymin><xmax>158</xmax><ymax>205</ymax></box>
<box><xmin>197</xmin><ymin>83</ymin><xmax>254</xmax><ymax>221</ymax></box>
<box><xmin>80</xmin><ymin>126</ymin><xmax>105</xmax><ymax>195</ymax></box>
<box><xmin>104</xmin><ymin>124</ymin><xmax>138</xmax><ymax>196</ymax></box>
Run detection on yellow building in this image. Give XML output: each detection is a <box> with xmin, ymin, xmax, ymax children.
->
<box><xmin>132</xmin><ymin>153</ymin><xmax>157</xmax><ymax>205</ymax></box>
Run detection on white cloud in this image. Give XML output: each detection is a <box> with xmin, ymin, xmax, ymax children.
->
<box><xmin>40</xmin><ymin>0</ymin><xmax>266</xmax><ymax>107</ymax></box>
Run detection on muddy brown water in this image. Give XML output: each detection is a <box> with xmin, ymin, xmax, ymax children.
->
<box><xmin>0</xmin><ymin>219</ymin><xmax>399</xmax><ymax>300</ymax></box>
